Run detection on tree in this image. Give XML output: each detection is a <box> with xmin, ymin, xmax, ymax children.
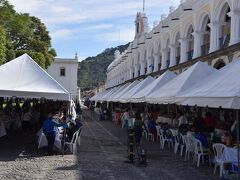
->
<box><xmin>0</xmin><ymin>26</ymin><xmax>6</xmax><ymax>64</ymax></box>
<box><xmin>0</xmin><ymin>0</ymin><xmax>57</xmax><ymax>68</ymax></box>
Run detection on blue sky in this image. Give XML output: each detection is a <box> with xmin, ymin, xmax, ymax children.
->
<box><xmin>9</xmin><ymin>0</ymin><xmax>180</xmax><ymax>61</ymax></box>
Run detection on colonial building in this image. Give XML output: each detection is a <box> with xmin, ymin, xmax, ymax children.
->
<box><xmin>106</xmin><ymin>0</ymin><xmax>240</xmax><ymax>89</ymax></box>
<box><xmin>47</xmin><ymin>54</ymin><xmax>79</xmax><ymax>101</ymax></box>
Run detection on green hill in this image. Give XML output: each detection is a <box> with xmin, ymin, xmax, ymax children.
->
<box><xmin>78</xmin><ymin>43</ymin><xmax>129</xmax><ymax>91</ymax></box>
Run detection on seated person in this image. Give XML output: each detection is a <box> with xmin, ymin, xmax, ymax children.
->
<box><xmin>66</xmin><ymin>122</ymin><xmax>77</xmax><ymax>141</ymax></box>
<box><xmin>204</xmin><ymin>112</ymin><xmax>215</xmax><ymax>132</ymax></box>
<box><xmin>75</xmin><ymin>117</ymin><xmax>82</xmax><ymax>129</ymax></box>
<box><xmin>178</xmin><ymin>111</ymin><xmax>188</xmax><ymax>127</ymax></box>
<box><xmin>195</xmin><ymin>128</ymin><xmax>209</xmax><ymax>149</ymax></box>
<box><xmin>221</xmin><ymin>132</ymin><xmax>233</xmax><ymax>147</ymax></box>
<box><xmin>147</xmin><ymin>114</ymin><xmax>157</xmax><ymax>141</ymax></box>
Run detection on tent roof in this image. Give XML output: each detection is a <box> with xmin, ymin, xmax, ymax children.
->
<box><xmin>98</xmin><ymin>87</ymin><xmax>117</xmax><ymax>101</ymax></box>
<box><xmin>90</xmin><ymin>92</ymin><xmax>104</xmax><ymax>101</ymax></box>
<box><xmin>177</xmin><ymin>59</ymin><xmax>240</xmax><ymax>109</ymax></box>
<box><xmin>120</xmin><ymin>76</ymin><xmax>155</xmax><ymax>103</ymax></box>
<box><xmin>112</xmin><ymin>80</ymin><xmax>140</xmax><ymax>102</ymax></box>
<box><xmin>107</xmin><ymin>83</ymin><xmax>130</xmax><ymax>102</ymax></box>
<box><xmin>146</xmin><ymin>61</ymin><xmax>216</xmax><ymax>104</ymax></box>
<box><xmin>0</xmin><ymin>54</ymin><xmax>70</xmax><ymax>101</ymax></box>
<box><xmin>130</xmin><ymin>70</ymin><xmax>177</xmax><ymax>103</ymax></box>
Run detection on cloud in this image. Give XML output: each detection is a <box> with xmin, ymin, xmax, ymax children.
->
<box><xmin>50</xmin><ymin>28</ymin><xmax>78</xmax><ymax>40</ymax></box>
<box><xmin>85</xmin><ymin>24</ymin><xmax>113</xmax><ymax>31</ymax></box>
<box><xmin>97</xmin><ymin>28</ymin><xmax>135</xmax><ymax>43</ymax></box>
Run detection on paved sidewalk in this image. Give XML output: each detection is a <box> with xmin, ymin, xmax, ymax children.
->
<box><xmin>77</xmin><ymin>108</ymin><xmax>218</xmax><ymax>180</ymax></box>
<box><xmin>0</xmin><ymin>107</ymin><xmax>219</xmax><ymax>180</ymax></box>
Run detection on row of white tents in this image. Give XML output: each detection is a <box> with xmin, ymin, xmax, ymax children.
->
<box><xmin>91</xmin><ymin>58</ymin><xmax>240</xmax><ymax>110</ymax></box>
<box><xmin>0</xmin><ymin>54</ymin><xmax>70</xmax><ymax>101</ymax></box>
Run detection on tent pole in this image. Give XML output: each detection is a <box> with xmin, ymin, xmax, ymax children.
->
<box><xmin>237</xmin><ymin>109</ymin><xmax>240</xmax><ymax>178</ymax></box>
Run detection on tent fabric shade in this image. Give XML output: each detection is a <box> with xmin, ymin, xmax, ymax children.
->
<box><xmin>130</xmin><ymin>70</ymin><xmax>177</xmax><ymax>103</ymax></box>
<box><xmin>112</xmin><ymin>80</ymin><xmax>140</xmax><ymax>102</ymax></box>
<box><xmin>0</xmin><ymin>54</ymin><xmax>70</xmax><ymax>101</ymax></box>
<box><xmin>176</xmin><ymin>59</ymin><xmax>240</xmax><ymax>109</ymax></box>
<box><xmin>119</xmin><ymin>76</ymin><xmax>155</xmax><ymax>103</ymax></box>
<box><xmin>146</xmin><ymin>61</ymin><xmax>217</xmax><ymax>104</ymax></box>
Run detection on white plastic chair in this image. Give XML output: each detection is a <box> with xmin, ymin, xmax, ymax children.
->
<box><xmin>65</xmin><ymin>130</ymin><xmax>79</xmax><ymax>155</ymax></box>
<box><xmin>156</xmin><ymin>126</ymin><xmax>161</xmax><ymax>142</ymax></box>
<box><xmin>159</xmin><ymin>128</ymin><xmax>173</xmax><ymax>149</ymax></box>
<box><xmin>192</xmin><ymin>138</ymin><xmax>211</xmax><ymax>167</ymax></box>
<box><xmin>169</xmin><ymin>129</ymin><xmax>179</xmax><ymax>153</ymax></box>
<box><xmin>185</xmin><ymin>135</ymin><xmax>194</xmax><ymax>161</ymax></box>
<box><xmin>77</xmin><ymin>127</ymin><xmax>83</xmax><ymax>146</ymax></box>
<box><xmin>212</xmin><ymin>143</ymin><xmax>234</xmax><ymax>177</ymax></box>
<box><xmin>180</xmin><ymin>134</ymin><xmax>186</xmax><ymax>156</ymax></box>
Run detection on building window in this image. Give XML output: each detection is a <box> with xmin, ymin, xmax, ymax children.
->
<box><xmin>60</xmin><ymin>67</ymin><xmax>66</xmax><ymax>76</ymax></box>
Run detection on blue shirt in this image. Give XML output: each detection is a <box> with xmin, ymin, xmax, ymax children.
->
<box><xmin>195</xmin><ymin>133</ymin><xmax>208</xmax><ymax>148</ymax></box>
<box><xmin>42</xmin><ymin>117</ymin><xmax>67</xmax><ymax>135</ymax></box>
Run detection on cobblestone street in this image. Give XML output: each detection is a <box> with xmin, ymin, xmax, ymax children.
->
<box><xmin>0</xmin><ymin>107</ymin><xmax>219</xmax><ymax>180</ymax></box>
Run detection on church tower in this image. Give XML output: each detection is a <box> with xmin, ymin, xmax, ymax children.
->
<box><xmin>135</xmin><ymin>12</ymin><xmax>148</xmax><ymax>38</ymax></box>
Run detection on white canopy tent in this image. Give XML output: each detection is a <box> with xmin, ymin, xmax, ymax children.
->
<box><xmin>98</xmin><ymin>87</ymin><xmax>117</xmax><ymax>102</ymax></box>
<box><xmin>130</xmin><ymin>70</ymin><xmax>177</xmax><ymax>103</ymax></box>
<box><xmin>119</xmin><ymin>76</ymin><xmax>155</xmax><ymax>103</ymax></box>
<box><xmin>0</xmin><ymin>54</ymin><xmax>70</xmax><ymax>101</ymax></box>
<box><xmin>112</xmin><ymin>80</ymin><xmax>140</xmax><ymax>102</ymax></box>
<box><xmin>90</xmin><ymin>91</ymin><xmax>105</xmax><ymax>101</ymax></box>
<box><xmin>107</xmin><ymin>83</ymin><xmax>129</xmax><ymax>102</ymax></box>
<box><xmin>177</xmin><ymin>59</ymin><xmax>240</xmax><ymax>109</ymax></box>
<box><xmin>101</xmin><ymin>86</ymin><xmax>123</xmax><ymax>101</ymax></box>
<box><xmin>146</xmin><ymin>61</ymin><xmax>217</xmax><ymax>104</ymax></box>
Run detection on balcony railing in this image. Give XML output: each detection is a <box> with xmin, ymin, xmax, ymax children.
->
<box><xmin>187</xmin><ymin>50</ymin><xmax>193</xmax><ymax>60</ymax></box>
<box><xmin>201</xmin><ymin>43</ymin><xmax>210</xmax><ymax>56</ymax></box>
<box><xmin>176</xmin><ymin>56</ymin><xmax>181</xmax><ymax>65</ymax></box>
<box><xmin>219</xmin><ymin>34</ymin><xmax>230</xmax><ymax>49</ymax></box>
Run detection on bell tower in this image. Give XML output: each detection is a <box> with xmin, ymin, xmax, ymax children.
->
<box><xmin>135</xmin><ymin>12</ymin><xmax>148</xmax><ymax>38</ymax></box>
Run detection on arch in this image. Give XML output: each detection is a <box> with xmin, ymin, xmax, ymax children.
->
<box><xmin>213</xmin><ymin>59</ymin><xmax>226</xmax><ymax>69</ymax></box>
<box><xmin>199</xmin><ymin>13</ymin><xmax>211</xmax><ymax>55</ymax></box>
<box><xmin>186</xmin><ymin>25</ymin><xmax>194</xmax><ymax>60</ymax></box>
<box><xmin>215</xmin><ymin>1</ymin><xmax>231</xmax><ymax>22</ymax></box>
<box><xmin>174</xmin><ymin>32</ymin><xmax>181</xmax><ymax>64</ymax></box>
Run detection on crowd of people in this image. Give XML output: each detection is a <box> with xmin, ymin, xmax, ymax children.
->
<box><xmin>0</xmin><ymin>97</ymin><xmax>83</xmax><ymax>156</ymax></box>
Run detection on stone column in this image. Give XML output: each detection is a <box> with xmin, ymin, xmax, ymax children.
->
<box><xmin>134</xmin><ymin>64</ymin><xmax>139</xmax><ymax>78</ymax></box>
<box><xmin>129</xmin><ymin>67</ymin><xmax>133</xmax><ymax>79</ymax></box>
<box><xmin>140</xmin><ymin>61</ymin><xmax>145</xmax><ymax>75</ymax></box>
<box><xmin>170</xmin><ymin>44</ymin><xmax>177</xmax><ymax>67</ymax></box>
<box><xmin>229</xmin><ymin>10</ymin><xmax>240</xmax><ymax>45</ymax></box>
<box><xmin>180</xmin><ymin>37</ymin><xmax>188</xmax><ymax>63</ymax></box>
<box><xmin>147</xmin><ymin>56</ymin><xmax>154</xmax><ymax>74</ymax></box>
<box><xmin>161</xmin><ymin>49</ymin><xmax>168</xmax><ymax>70</ymax></box>
<box><xmin>153</xmin><ymin>53</ymin><xmax>160</xmax><ymax>72</ymax></box>
<box><xmin>209</xmin><ymin>21</ymin><xmax>221</xmax><ymax>53</ymax></box>
<box><xmin>192</xmin><ymin>30</ymin><xmax>202</xmax><ymax>58</ymax></box>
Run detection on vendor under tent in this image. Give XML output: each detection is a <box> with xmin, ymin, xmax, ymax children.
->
<box><xmin>130</xmin><ymin>70</ymin><xmax>177</xmax><ymax>103</ymax></box>
<box><xmin>0</xmin><ymin>54</ymin><xmax>70</xmax><ymax>101</ymax></box>
<box><xmin>146</xmin><ymin>61</ymin><xmax>216</xmax><ymax>104</ymax></box>
<box><xmin>176</xmin><ymin>58</ymin><xmax>240</xmax><ymax>178</ymax></box>
<box><xmin>119</xmin><ymin>76</ymin><xmax>155</xmax><ymax>103</ymax></box>
<box><xmin>112</xmin><ymin>80</ymin><xmax>140</xmax><ymax>102</ymax></box>
<box><xmin>107</xmin><ymin>83</ymin><xmax>130</xmax><ymax>102</ymax></box>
